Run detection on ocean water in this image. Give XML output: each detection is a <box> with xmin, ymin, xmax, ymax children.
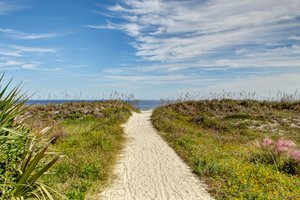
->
<box><xmin>134</xmin><ymin>100</ymin><xmax>162</xmax><ymax>110</ymax></box>
<box><xmin>26</xmin><ymin>100</ymin><xmax>162</xmax><ymax>110</ymax></box>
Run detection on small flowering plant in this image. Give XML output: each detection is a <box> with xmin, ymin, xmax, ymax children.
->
<box><xmin>262</xmin><ymin>138</ymin><xmax>273</xmax><ymax>147</ymax></box>
<box><xmin>253</xmin><ymin>137</ymin><xmax>300</xmax><ymax>175</ymax></box>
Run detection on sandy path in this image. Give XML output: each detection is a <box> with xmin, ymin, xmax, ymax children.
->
<box><xmin>100</xmin><ymin>111</ymin><xmax>213</xmax><ymax>200</ymax></box>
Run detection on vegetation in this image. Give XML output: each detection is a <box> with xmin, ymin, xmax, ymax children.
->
<box><xmin>254</xmin><ymin>138</ymin><xmax>300</xmax><ymax>175</ymax></box>
<box><xmin>152</xmin><ymin>99</ymin><xmax>300</xmax><ymax>199</ymax></box>
<box><xmin>23</xmin><ymin>101</ymin><xmax>137</xmax><ymax>199</ymax></box>
<box><xmin>0</xmin><ymin>74</ymin><xmax>62</xmax><ymax>199</ymax></box>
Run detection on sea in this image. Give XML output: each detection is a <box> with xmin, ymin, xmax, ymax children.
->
<box><xmin>26</xmin><ymin>100</ymin><xmax>164</xmax><ymax>111</ymax></box>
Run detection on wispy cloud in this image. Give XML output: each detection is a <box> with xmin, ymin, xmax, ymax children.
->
<box><xmin>11</xmin><ymin>45</ymin><xmax>57</xmax><ymax>54</ymax></box>
<box><xmin>96</xmin><ymin>74</ymin><xmax>224</xmax><ymax>85</ymax></box>
<box><xmin>0</xmin><ymin>0</ymin><xmax>26</xmax><ymax>15</ymax></box>
<box><xmin>0</xmin><ymin>44</ymin><xmax>59</xmax><ymax>71</ymax></box>
<box><xmin>0</xmin><ymin>58</ymin><xmax>63</xmax><ymax>71</ymax></box>
<box><xmin>102</xmin><ymin>43</ymin><xmax>300</xmax><ymax>74</ymax></box>
<box><xmin>200</xmin><ymin>45</ymin><xmax>300</xmax><ymax>68</ymax></box>
<box><xmin>0</xmin><ymin>48</ymin><xmax>23</xmax><ymax>57</ymax></box>
<box><xmin>91</xmin><ymin>0</ymin><xmax>300</xmax><ymax>70</ymax></box>
<box><xmin>289</xmin><ymin>36</ymin><xmax>300</xmax><ymax>41</ymax></box>
<box><xmin>85</xmin><ymin>0</ymin><xmax>300</xmax><ymax>98</ymax></box>
<box><xmin>206</xmin><ymin>72</ymin><xmax>300</xmax><ymax>95</ymax></box>
<box><xmin>0</xmin><ymin>60</ymin><xmax>23</xmax><ymax>67</ymax></box>
<box><xmin>0</xmin><ymin>59</ymin><xmax>39</xmax><ymax>70</ymax></box>
<box><xmin>21</xmin><ymin>62</ymin><xmax>41</xmax><ymax>70</ymax></box>
<box><xmin>0</xmin><ymin>28</ymin><xmax>63</xmax><ymax>40</ymax></box>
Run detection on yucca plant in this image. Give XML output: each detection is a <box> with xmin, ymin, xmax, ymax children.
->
<box><xmin>0</xmin><ymin>74</ymin><xmax>65</xmax><ymax>199</ymax></box>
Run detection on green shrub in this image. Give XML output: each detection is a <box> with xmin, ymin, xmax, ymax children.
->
<box><xmin>0</xmin><ymin>74</ymin><xmax>63</xmax><ymax>199</ymax></box>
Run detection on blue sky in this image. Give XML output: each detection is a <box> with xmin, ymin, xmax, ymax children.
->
<box><xmin>0</xmin><ymin>0</ymin><xmax>300</xmax><ymax>100</ymax></box>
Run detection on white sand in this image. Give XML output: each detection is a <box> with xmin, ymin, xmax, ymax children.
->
<box><xmin>100</xmin><ymin>110</ymin><xmax>213</xmax><ymax>200</ymax></box>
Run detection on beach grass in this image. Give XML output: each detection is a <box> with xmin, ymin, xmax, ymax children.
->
<box><xmin>152</xmin><ymin>99</ymin><xmax>300</xmax><ymax>199</ymax></box>
<box><xmin>23</xmin><ymin>101</ymin><xmax>137</xmax><ymax>199</ymax></box>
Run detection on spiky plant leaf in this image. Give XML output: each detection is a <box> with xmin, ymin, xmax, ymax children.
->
<box><xmin>0</xmin><ymin>74</ymin><xmax>65</xmax><ymax>199</ymax></box>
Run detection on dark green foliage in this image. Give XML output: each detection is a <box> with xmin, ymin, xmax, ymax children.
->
<box><xmin>0</xmin><ymin>74</ymin><xmax>63</xmax><ymax>199</ymax></box>
<box><xmin>0</xmin><ymin>74</ymin><xmax>29</xmax><ymax>184</ymax></box>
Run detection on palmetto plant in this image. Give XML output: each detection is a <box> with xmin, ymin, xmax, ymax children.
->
<box><xmin>0</xmin><ymin>74</ymin><xmax>65</xmax><ymax>199</ymax></box>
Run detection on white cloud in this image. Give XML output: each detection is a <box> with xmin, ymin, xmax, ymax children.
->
<box><xmin>289</xmin><ymin>36</ymin><xmax>300</xmax><ymax>40</ymax></box>
<box><xmin>88</xmin><ymin>0</ymin><xmax>300</xmax><ymax>97</ymax></box>
<box><xmin>21</xmin><ymin>62</ymin><xmax>41</xmax><ymax>70</ymax></box>
<box><xmin>0</xmin><ymin>1</ymin><xmax>25</xmax><ymax>15</ymax></box>
<box><xmin>0</xmin><ymin>60</ymin><xmax>23</xmax><ymax>66</ymax></box>
<box><xmin>204</xmin><ymin>45</ymin><xmax>300</xmax><ymax>68</ymax></box>
<box><xmin>205</xmin><ymin>72</ymin><xmax>300</xmax><ymax>96</ymax></box>
<box><xmin>86</xmin><ymin>21</ymin><xmax>141</xmax><ymax>37</ymax></box>
<box><xmin>11</xmin><ymin>45</ymin><xmax>57</xmax><ymax>54</ymax></box>
<box><xmin>0</xmin><ymin>49</ymin><xmax>23</xmax><ymax>57</ymax></box>
<box><xmin>0</xmin><ymin>44</ymin><xmax>60</xmax><ymax>71</ymax></box>
<box><xmin>0</xmin><ymin>59</ymin><xmax>61</xmax><ymax>71</ymax></box>
<box><xmin>0</xmin><ymin>59</ymin><xmax>38</xmax><ymax>70</ymax></box>
<box><xmin>103</xmin><ymin>45</ymin><xmax>300</xmax><ymax>74</ymax></box>
<box><xmin>100</xmin><ymin>74</ymin><xmax>222</xmax><ymax>85</ymax></box>
<box><xmin>0</xmin><ymin>28</ymin><xmax>61</xmax><ymax>40</ymax></box>
<box><xmin>102</xmin><ymin>61</ymin><xmax>202</xmax><ymax>74</ymax></box>
<box><xmin>93</xmin><ymin>0</ymin><xmax>300</xmax><ymax>67</ymax></box>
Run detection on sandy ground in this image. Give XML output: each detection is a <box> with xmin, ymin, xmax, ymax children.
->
<box><xmin>99</xmin><ymin>110</ymin><xmax>213</xmax><ymax>200</ymax></box>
